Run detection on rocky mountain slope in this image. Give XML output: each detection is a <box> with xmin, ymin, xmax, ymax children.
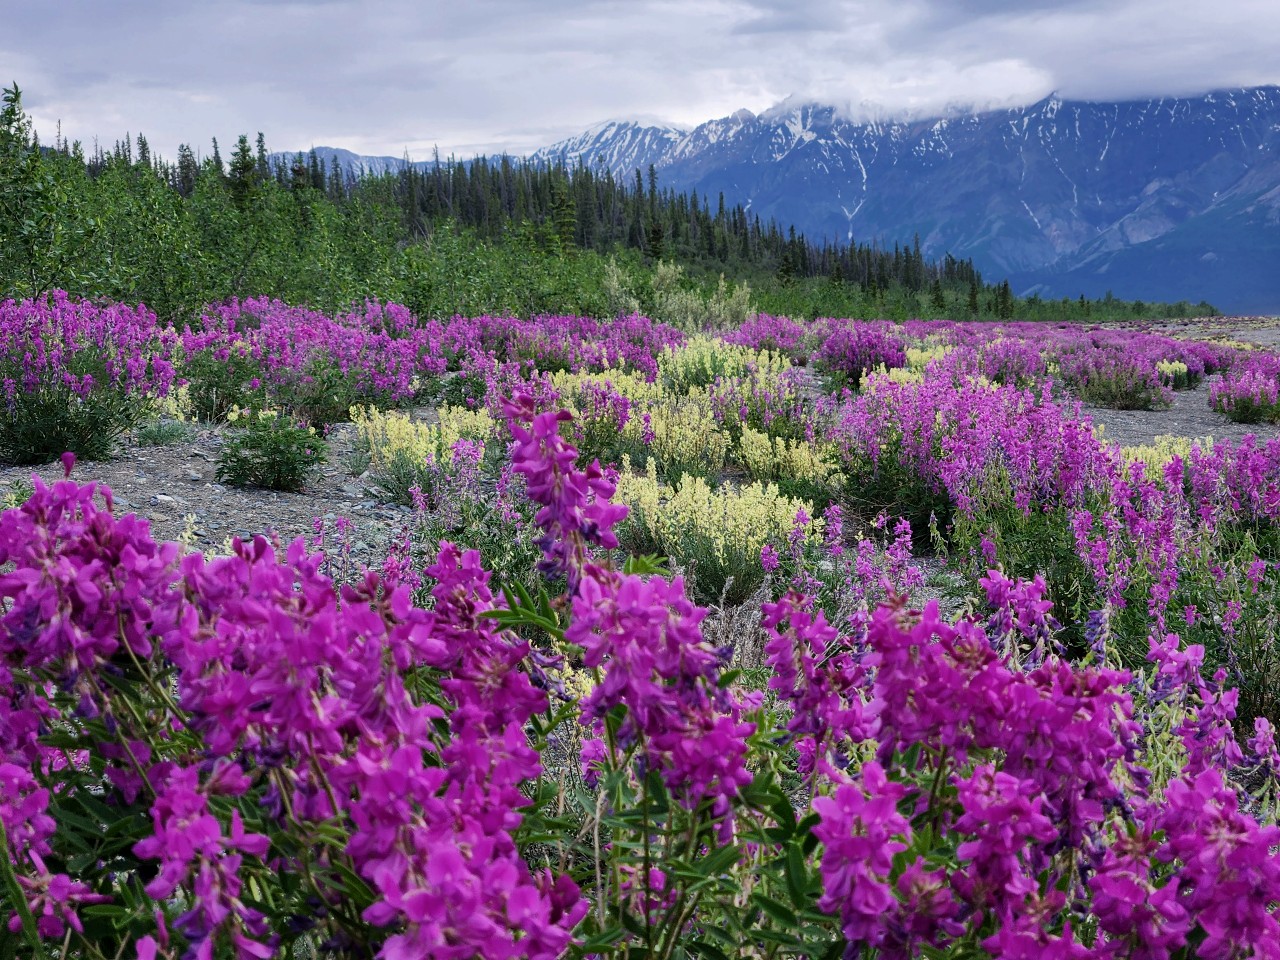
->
<box><xmin>289</xmin><ymin>86</ymin><xmax>1280</xmax><ymax>311</ymax></box>
<box><xmin>536</xmin><ymin>87</ymin><xmax>1280</xmax><ymax>311</ymax></box>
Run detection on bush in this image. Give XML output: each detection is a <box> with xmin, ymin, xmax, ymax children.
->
<box><xmin>657</xmin><ymin>335</ymin><xmax>788</xmax><ymax>395</ymax></box>
<box><xmin>737</xmin><ymin>425</ymin><xmax>842</xmax><ymax>508</ymax></box>
<box><xmin>813</xmin><ymin>319</ymin><xmax>907</xmax><ymax>388</ymax></box>
<box><xmin>1210</xmin><ymin>368</ymin><xmax>1280</xmax><ymax>423</ymax></box>
<box><xmin>622</xmin><ymin>397</ymin><xmax>729</xmax><ymax>483</ymax></box>
<box><xmin>178</xmin><ymin>336</ymin><xmax>264</xmax><ymax>422</ymax></box>
<box><xmin>0</xmin><ymin>292</ymin><xmax>175</xmax><ymax>464</ymax></box>
<box><xmin>1055</xmin><ymin>344</ymin><xmax>1172</xmax><ymax>409</ymax></box>
<box><xmin>136</xmin><ymin>417</ymin><xmax>194</xmax><ymax>447</ymax></box>
<box><xmin>649</xmin><ymin>260</ymin><xmax>754</xmax><ymax>330</ymax></box>
<box><xmin>1</xmin><ymin>476</ymin><xmax>33</xmax><ymax>508</ymax></box>
<box><xmin>614</xmin><ymin>458</ymin><xmax>822</xmax><ymax>604</ymax></box>
<box><xmin>215</xmin><ymin>407</ymin><xmax>327</xmax><ymax>491</ymax></box>
<box><xmin>352</xmin><ymin>404</ymin><xmax>497</xmax><ymax>505</ymax></box>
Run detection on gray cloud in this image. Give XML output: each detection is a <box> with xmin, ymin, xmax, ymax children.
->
<box><xmin>5</xmin><ymin>0</ymin><xmax>1278</xmax><ymax>161</ymax></box>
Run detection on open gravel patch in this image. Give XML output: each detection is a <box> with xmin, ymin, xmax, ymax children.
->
<box><xmin>1082</xmin><ymin>379</ymin><xmax>1280</xmax><ymax>449</ymax></box>
<box><xmin>0</xmin><ymin>421</ymin><xmax>407</xmax><ymax>564</ymax></box>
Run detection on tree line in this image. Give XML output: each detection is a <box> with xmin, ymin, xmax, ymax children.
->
<box><xmin>0</xmin><ymin>85</ymin><xmax>1216</xmax><ymax>323</ymax></box>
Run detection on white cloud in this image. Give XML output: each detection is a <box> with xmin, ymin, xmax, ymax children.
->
<box><xmin>6</xmin><ymin>0</ymin><xmax>1278</xmax><ymax>161</ymax></box>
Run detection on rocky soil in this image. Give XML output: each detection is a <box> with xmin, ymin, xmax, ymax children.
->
<box><xmin>1083</xmin><ymin>314</ymin><xmax>1280</xmax><ymax>447</ymax></box>
<box><xmin>0</xmin><ymin>420</ymin><xmax>408</xmax><ymax>567</ymax></box>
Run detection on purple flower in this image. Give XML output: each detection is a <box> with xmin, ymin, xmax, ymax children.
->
<box><xmin>813</xmin><ymin>762</ymin><xmax>910</xmax><ymax>948</ymax></box>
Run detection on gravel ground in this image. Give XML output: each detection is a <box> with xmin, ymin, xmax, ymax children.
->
<box><xmin>1081</xmin><ymin>379</ymin><xmax>1280</xmax><ymax>449</ymax></box>
<box><xmin>1080</xmin><ymin>314</ymin><xmax>1280</xmax><ymax>448</ymax></box>
<box><xmin>0</xmin><ymin>420</ymin><xmax>407</xmax><ymax>564</ymax></box>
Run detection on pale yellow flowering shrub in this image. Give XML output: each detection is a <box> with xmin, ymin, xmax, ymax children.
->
<box><xmin>615</xmin><ymin>457</ymin><xmax>822</xmax><ymax>604</ymax></box>
<box><xmin>658</xmin><ymin>336</ymin><xmax>790</xmax><ymax>394</ymax></box>
<box><xmin>353</xmin><ymin>405</ymin><xmax>496</xmax><ymax>466</ymax></box>
<box><xmin>549</xmin><ymin>369</ymin><xmax>665</xmax><ymax>408</ymax></box>
<box><xmin>863</xmin><ymin>364</ymin><xmax>924</xmax><ymax>388</ymax></box>
<box><xmin>622</xmin><ymin>397</ymin><xmax>729</xmax><ymax>482</ymax></box>
<box><xmin>738</xmin><ymin>426</ymin><xmax>842</xmax><ymax>504</ymax></box>
<box><xmin>155</xmin><ymin>383</ymin><xmax>193</xmax><ymax>421</ymax></box>
<box><xmin>1155</xmin><ymin>358</ymin><xmax>1195</xmax><ymax>389</ymax></box>
<box><xmin>1120</xmin><ymin>434</ymin><xmax>1213</xmax><ymax>482</ymax></box>
<box><xmin>905</xmin><ymin>343</ymin><xmax>950</xmax><ymax>370</ymax></box>
<box><xmin>1</xmin><ymin>479</ymin><xmax>33</xmax><ymax>510</ymax></box>
<box><xmin>351</xmin><ymin>405</ymin><xmax>497</xmax><ymax>503</ymax></box>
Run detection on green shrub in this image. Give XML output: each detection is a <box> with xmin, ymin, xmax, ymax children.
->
<box><xmin>1</xmin><ymin>478</ymin><xmax>33</xmax><ymax>509</ymax></box>
<box><xmin>181</xmin><ymin>344</ymin><xmax>265</xmax><ymax>422</ymax></box>
<box><xmin>136</xmin><ymin>417</ymin><xmax>194</xmax><ymax>447</ymax></box>
<box><xmin>0</xmin><ymin>390</ymin><xmax>148</xmax><ymax>465</ymax></box>
<box><xmin>216</xmin><ymin>408</ymin><xmax>327</xmax><ymax>492</ymax></box>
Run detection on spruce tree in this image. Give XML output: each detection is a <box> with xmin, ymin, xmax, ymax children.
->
<box><xmin>176</xmin><ymin>144</ymin><xmax>199</xmax><ymax>196</ymax></box>
<box><xmin>228</xmin><ymin>134</ymin><xmax>257</xmax><ymax>209</ymax></box>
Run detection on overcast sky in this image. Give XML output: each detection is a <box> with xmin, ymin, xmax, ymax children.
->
<box><xmin>6</xmin><ymin>0</ymin><xmax>1279</xmax><ymax>162</ymax></box>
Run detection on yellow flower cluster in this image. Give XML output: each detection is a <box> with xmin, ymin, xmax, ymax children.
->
<box><xmin>616</xmin><ymin>458</ymin><xmax>819</xmax><ymax>601</ymax></box>
<box><xmin>623</xmin><ymin>397</ymin><xmax>729</xmax><ymax>480</ymax></box>
<box><xmin>864</xmin><ymin>364</ymin><xmax>924</xmax><ymax>389</ymax></box>
<box><xmin>1155</xmin><ymin>358</ymin><xmax>1193</xmax><ymax>389</ymax></box>
<box><xmin>155</xmin><ymin>384</ymin><xmax>193</xmax><ymax>421</ymax></box>
<box><xmin>351</xmin><ymin>405</ymin><xmax>496</xmax><ymax>470</ymax></box>
<box><xmin>738</xmin><ymin>426</ymin><xmax>840</xmax><ymax>491</ymax></box>
<box><xmin>1119</xmin><ymin>434</ymin><xmax>1213</xmax><ymax>481</ymax></box>
<box><xmin>658</xmin><ymin>336</ymin><xmax>790</xmax><ymax>393</ymax></box>
<box><xmin>905</xmin><ymin>343</ymin><xmax>950</xmax><ymax>370</ymax></box>
<box><xmin>1</xmin><ymin>480</ymin><xmax>33</xmax><ymax>510</ymax></box>
<box><xmin>226</xmin><ymin>405</ymin><xmax>297</xmax><ymax>427</ymax></box>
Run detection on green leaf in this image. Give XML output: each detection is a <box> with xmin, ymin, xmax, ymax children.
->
<box><xmin>688</xmin><ymin>940</ymin><xmax>732</xmax><ymax>960</ymax></box>
<box><xmin>785</xmin><ymin>842</ymin><xmax>811</xmax><ymax>907</ymax></box>
<box><xmin>578</xmin><ymin>927</ymin><xmax>625</xmax><ymax>952</ymax></box>
<box><xmin>751</xmin><ymin>892</ymin><xmax>799</xmax><ymax>928</ymax></box>
<box><xmin>0</xmin><ymin>820</ymin><xmax>40</xmax><ymax>951</ymax></box>
<box><xmin>697</xmin><ymin>842</ymin><xmax>742</xmax><ymax>878</ymax></box>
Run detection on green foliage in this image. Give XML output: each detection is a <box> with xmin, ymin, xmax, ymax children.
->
<box><xmin>0</xmin><ymin>85</ymin><xmax>100</xmax><ymax>301</ymax></box>
<box><xmin>135</xmin><ymin>417</ymin><xmax>194</xmax><ymax>447</ymax></box>
<box><xmin>215</xmin><ymin>409</ymin><xmax>327</xmax><ymax>491</ymax></box>
<box><xmin>410</xmin><ymin>490</ymin><xmax>546</xmax><ymax>600</ymax></box>
<box><xmin>1</xmin><ymin>478</ymin><xmax>33</xmax><ymax>509</ymax></box>
<box><xmin>0</xmin><ymin>388</ymin><xmax>147</xmax><ymax>466</ymax></box>
<box><xmin>0</xmin><ymin>83</ymin><xmax>1203</xmax><ymax>324</ymax></box>
<box><xmin>276</xmin><ymin>356</ymin><xmax>373</xmax><ymax>427</ymax></box>
<box><xmin>181</xmin><ymin>344</ymin><xmax>265</xmax><ymax>422</ymax></box>
<box><xmin>648</xmin><ymin>260</ymin><xmax>754</xmax><ymax>330</ymax></box>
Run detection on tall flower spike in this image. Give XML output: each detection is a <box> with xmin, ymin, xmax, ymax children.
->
<box><xmin>502</xmin><ymin>391</ymin><xmax>627</xmax><ymax>587</ymax></box>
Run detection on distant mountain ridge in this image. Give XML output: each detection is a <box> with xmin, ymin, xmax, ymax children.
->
<box><xmin>285</xmin><ymin>86</ymin><xmax>1280</xmax><ymax>312</ymax></box>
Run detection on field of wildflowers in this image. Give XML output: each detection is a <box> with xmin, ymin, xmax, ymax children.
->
<box><xmin>6</xmin><ymin>292</ymin><xmax>1280</xmax><ymax>958</ymax></box>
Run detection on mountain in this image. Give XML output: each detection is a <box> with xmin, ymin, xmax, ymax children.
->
<box><xmin>528</xmin><ymin>118</ymin><xmax>687</xmax><ymax>177</ymax></box>
<box><xmin>283</xmin><ymin>87</ymin><xmax>1280</xmax><ymax>312</ymax></box>
<box><xmin>537</xmin><ymin>88</ymin><xmax>1280</xmax><ymax>313</ymax></box>
<box><xmin>271</xmin><ymin>146</ymin><xmax>428</xmax><ymax>178</ymax></box>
